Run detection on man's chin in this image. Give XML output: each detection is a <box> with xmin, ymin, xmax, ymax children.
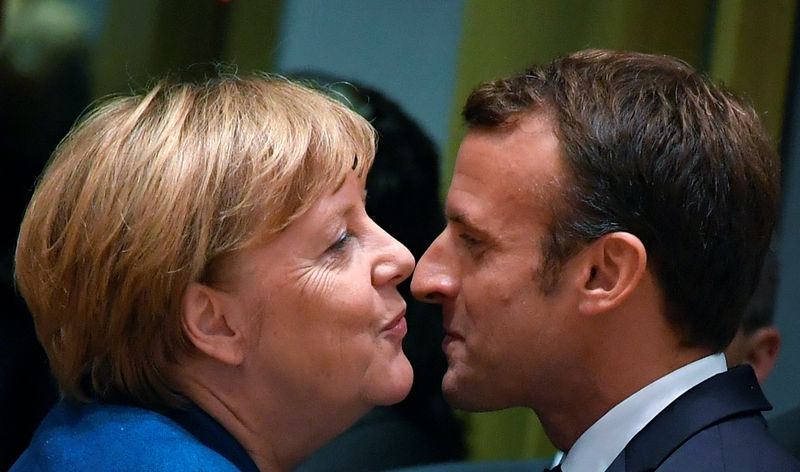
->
<box><xmin>441</xmin><ymin>370</ymin><xmax>498</xmax><ymax>412</ymax></box>
<box><xmin>442</xmin><ymin>370</ymin><xmax>515</xmax><ymax>413</ymax></box>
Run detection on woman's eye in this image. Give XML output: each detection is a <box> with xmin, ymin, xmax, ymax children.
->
<box><xmin>329</xmin><ymin>232</ymin><xmax>354</xmax><ymax>252</ymax></box>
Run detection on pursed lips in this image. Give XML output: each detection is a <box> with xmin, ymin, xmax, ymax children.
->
<box><xmin>381</xmin><ymin>305</ymin><xmax>408</xmax><ymax>337</ymax></box>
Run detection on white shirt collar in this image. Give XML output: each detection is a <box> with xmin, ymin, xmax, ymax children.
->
<box><xmin>559</xmin><ymin>353</ymin><xmax>727</xmax><ymax>472</ymax></box>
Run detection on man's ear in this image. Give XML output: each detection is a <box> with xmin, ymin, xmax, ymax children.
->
<box><xmin>744</xmin><ymin>326</ymin><xmax>781</xmax><ymax>384</ymax></box>
<box><xmin>181</xmin><ymin>282</ymin><xmax>246</xmax><ymax>366</ymax></box>
<box><xmin>576</xmin><ymin>232</ymin><xmax>647</xmax><ymax>316</ymax></box>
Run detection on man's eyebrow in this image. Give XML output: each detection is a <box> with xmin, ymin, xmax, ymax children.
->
<box><xmin>446</xmin><ymin>210</ymin><xmax>485</xmax><ymax>234</ymax></box>
<box><xmin>446</xmin><ymin>210</ymin><xmax>469</xmax><ymax>225</ymax></box>
<box><xmin>447</xmin><ymin>209</ymin><xmax>499</xmax><ymax>246</ymax></box>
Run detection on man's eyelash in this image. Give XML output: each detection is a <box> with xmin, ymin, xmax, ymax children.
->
<box><xmin>459</xmin><ymin>233</ymin><xmax>481</xmax><ymax>245</ymax></box>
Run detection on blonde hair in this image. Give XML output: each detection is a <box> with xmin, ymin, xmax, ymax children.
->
<box><xmin>15</xmin><ymin>73</ymin><xmax>375</xmax><ymax>407</ymax></box>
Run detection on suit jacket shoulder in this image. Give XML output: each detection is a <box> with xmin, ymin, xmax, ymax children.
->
<box><xmin>608</xmin><ymin>365</ymin><xmax>800</xmax><ymax>472</ymax></box>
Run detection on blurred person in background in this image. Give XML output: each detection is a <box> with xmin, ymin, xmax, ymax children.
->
<box><xmin>723</xmin><ymin>248</ymin><xmax>800</xmax><ymax>460</ymax></box>
<box><xmin>725</xmin><ymin>249</ymin><xmax>781</xmax><ymax>384</ymax></box>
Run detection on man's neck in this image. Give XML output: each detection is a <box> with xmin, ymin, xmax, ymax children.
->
<box><xmin>538</xmin><ymin>345</ymin><xmax>712</xmax><ymax>452</ymax></box>
<box><xmin>557</xmin><ymin>353</ymin><xmax>726</xmax><ymax>472</ymax></box>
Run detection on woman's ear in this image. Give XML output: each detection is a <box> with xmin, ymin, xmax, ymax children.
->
<box><xmin>181</xmin><ymin>282</ymin><xmax>246</xmax><ymax>366</ymax></box>
<box><xmin>577</xmin><ymin>232</ymin><xmax>647</xmax><ymax>316</ymax></box>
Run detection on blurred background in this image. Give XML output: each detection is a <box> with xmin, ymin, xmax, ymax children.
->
<box><xmin>2</xmin><ymin>0</ymin><xmax>799</xmax><ymax>466</ymax></box>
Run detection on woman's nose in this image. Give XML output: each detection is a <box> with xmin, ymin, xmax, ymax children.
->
<box><xmin>372</xmin><ymin>225</ymin><xmax>415</xmax><ymax>287</ymax></box>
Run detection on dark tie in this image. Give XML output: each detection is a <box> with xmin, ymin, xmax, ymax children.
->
<box><xmin>544</xmin><ymin>466</ymin><xmax>563</xmax><ymax>472</ymax></box>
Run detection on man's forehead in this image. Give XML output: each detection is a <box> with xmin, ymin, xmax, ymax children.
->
<box><xmin>452</xmin><ymin>137</ymin><xmax>560</xmax><ymax>197</ymax></box>
<box><xmin>448</xmin><ymin>117</ymin><xmax>562</xmax><ymax>230</ymax></box>
<box><xmin>444</xmin><ymin>176</ymin><xmax>532</xmax><ymax>239</ymax></box>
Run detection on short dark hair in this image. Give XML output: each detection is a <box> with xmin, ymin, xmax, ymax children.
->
<box><xmin>463</xmin><ymin>49</ymin><xmax>781</xmax><ymax>352</ymax></box>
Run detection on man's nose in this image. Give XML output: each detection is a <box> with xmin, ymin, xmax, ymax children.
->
<box><xmin>411</xmin><ymin>232</ymin><xmax>457</xmax><ymax>304</ymax></box>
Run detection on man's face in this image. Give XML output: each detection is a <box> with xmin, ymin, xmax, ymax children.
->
<box><xmin>411</xmin><ymin>114</ymin><xmax>581</xmax><ymax>411</ymax></box>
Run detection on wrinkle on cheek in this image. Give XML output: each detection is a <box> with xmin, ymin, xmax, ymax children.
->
<box><xmin>290</xmin><ymin>258</ymin><xmax>339</xmax><ymax>300</ymax></box>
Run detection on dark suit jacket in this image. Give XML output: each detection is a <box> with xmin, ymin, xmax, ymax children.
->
<box><xmin>606</xmin><ymin>365</ymin><xmax>800</xmax><ymax>471</ymax></box>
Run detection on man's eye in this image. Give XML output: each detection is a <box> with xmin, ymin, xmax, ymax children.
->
<box><xmin>459</xmin><ymin>233</ymin><xmax>481</xmax><ymax>246</ymax></box>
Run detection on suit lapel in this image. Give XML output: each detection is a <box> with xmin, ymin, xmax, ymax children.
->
<box><xmin>605</xmin><ymin>451</ymin><xmax>626</xmax><ymax>472</ymax></box>
<box><xmin>614</xmin><ymin>365</ymin><xmax>770</xmax><ymax>471</ymax></box>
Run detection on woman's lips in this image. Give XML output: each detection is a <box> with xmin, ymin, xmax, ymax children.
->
<box><xmin>382</xmin><ymin>310</ymin><xmax>408</xmax><ymax>338</ymax></box>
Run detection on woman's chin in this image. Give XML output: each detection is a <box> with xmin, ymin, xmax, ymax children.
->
<box><xmin>366</xmin><ymin>354</ymin><xmax>414</xmax><ymax>405</ymax></box>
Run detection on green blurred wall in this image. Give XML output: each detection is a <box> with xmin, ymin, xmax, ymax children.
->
<box><xmin>90</xmin><ymin>0</ymin><xmax>283</xmax><ymax>97</ymax></box>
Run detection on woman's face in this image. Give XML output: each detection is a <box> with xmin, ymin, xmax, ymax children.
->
<box><xmin>217</xmin><ymin>172</ymin><xmax>415</xmax><ymax>410</ymax></box>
